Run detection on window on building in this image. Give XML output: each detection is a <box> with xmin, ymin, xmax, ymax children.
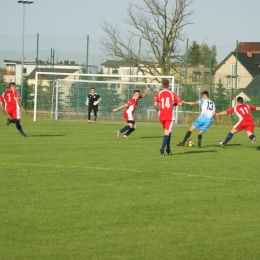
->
<box><xmin>225</xmin><ymin>77</ymin><xmax>231</xmax><ymax>89</ymax></box>
<box><xmin>9</xmin><ymin>65</ymin><xmax>15</xmax><ymax>71</ymax></box>
<box><xmin>231</xmin><ymin>64</ymin><xmax>237</xmax><ymax>76</ymax></box>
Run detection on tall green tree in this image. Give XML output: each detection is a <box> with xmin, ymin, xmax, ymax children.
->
<box><xmin>188</xmin><ymin>41</ymin><xmax>217</xmax><ymax>67</ymax></box>
<box><xmin>212</xmin><ymin>79</ymin><xmax>229</xmax><ymax>112</ymax></box>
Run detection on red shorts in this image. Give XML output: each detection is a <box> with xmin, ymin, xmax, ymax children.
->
<box><xmin>160</xmin><ymin>119</ymin><xmax>174</xmax><ymax>132</ymax></box>
<box><xmin>123</xmin><ymin>111</ymin><xmax>134</xmax><ymax>122</ymax></box>
<box><xmin>6</xmin><ymin>107</ymin><xmax>20</xmax><ymax>119</ymax></box>
<box><xmin>234</xmin><ymin>120</ymin><xmax>254</xmax><ymax>133</ymax></box>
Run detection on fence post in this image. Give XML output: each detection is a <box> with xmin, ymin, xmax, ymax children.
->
<box><xmin>86</xmin><ymin>35</ymin><xmax>89</xmax><ymax>75</ymax></box>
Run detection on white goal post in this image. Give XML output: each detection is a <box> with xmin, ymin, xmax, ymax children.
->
<box><xmin>33</xmin><ymin>72</ymin><xmax>184</xmax><ymax>123</ymax></box>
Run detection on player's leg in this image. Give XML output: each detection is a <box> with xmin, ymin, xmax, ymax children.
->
<box><xmin>15</xmin><ymin>119</ymin><xmax>26</xmax><ymax>137</ymax></box>
<box><xmin>9</xmin><ymin>108</ymin><xmax>26</xmax><ymax>137</ymax></box>
<box><xmin>198</xmin><ymin>131</ymin><xmax>203</xmax><ymax>148</ymax></box>
<box><xmin>198</xmin><ymin>119</ymin><xmax>213</xmax><ymax>148</ymax></box>
<box><xmin>166</xmin><ymin>121</ymin><xmax>174</xmax><ymax>155</ymax></box>
<box><xmin>220</xmin><ymin>128</ymin><xmax>238</xmax><ymax>147</ymax></box>
<box><xmin>245</xmin><ymin>124</ymin><xmax>256</xmax><ymax>145</ymax></box>
<box><xmin>159</xmin><ymin>120</ymin><xmax>171</xmax><ymax>156</ymax></box>
<box><xmin>88</xmin><ymin>106</ymin><xmax>92</xmax><ymax>123</ymax></box>
<box><xmin>93</xmin><ymin>106</ymin><xmax>98</xmax><ymax>124</ymax></box>
<box><xmin>177</xmin><ymin>125</ymin><xmax>196</xmax><ymax>146</ymax></box>
<box><xmin>124</xmin><ymin>122</ymin><xmax>136</xmax><ymax>137</ymax></box>
<box><xmin>117</xmin><ymin>112</ymin><xmax>133</xmax><ymax>138</ymax></box>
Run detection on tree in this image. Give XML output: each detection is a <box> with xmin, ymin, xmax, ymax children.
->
<box><xmin>213</xmin><ymin>79</ymin><xmax>229</xmax><ymax>111</ymax></box>
<box><xmin>101</xmin><ymin>0</ymin><xmax>194</xmax><ymax>77</ymax></box>
<box><xmin>188</xmin><ymin>40</ymin><xmax>217</xmax><ymax>67</ymax></box>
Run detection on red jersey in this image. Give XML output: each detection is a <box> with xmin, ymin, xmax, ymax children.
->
<box><xmin>226</xmin><ymin>104</ymin><xmax>256</xmax><ymax>122</ymax></box>
<box><xmin>124</xmin><ymin>95</ymin><xmax>143</xmax><ymax>115</ymax></box>
<box><xmin>1</xmin><ymin>89</ymin><xmax>20</xmax><ymax>109</ymax></box>
<box><xmin>154</xmin><ymin>90</ymin><xmax>181</xmax><ymax>120</ymax></box>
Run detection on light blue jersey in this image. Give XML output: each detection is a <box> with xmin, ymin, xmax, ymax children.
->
<box><xmin>193</xmin><ymin>98</ymin><xmax>215</xmax><ymax>132</ymax></box>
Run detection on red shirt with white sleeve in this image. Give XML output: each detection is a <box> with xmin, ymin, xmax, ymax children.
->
<box><xmin>123</xmin><ymin>95</ymin><xmax>143</xmax><ymax>121</ymax></box>
<box><xmin>226</xmin><ymin>104</ymin><xmax>256</xmax><ymax>122</ymax></box>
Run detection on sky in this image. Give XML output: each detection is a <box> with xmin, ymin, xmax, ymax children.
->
<box><xmin>1</xmin><ymin>0</ymin><xmax>260</xmax><ymax>64</ymax></box>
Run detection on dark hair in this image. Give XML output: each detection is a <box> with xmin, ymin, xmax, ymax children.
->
<box><xmin>202</xmin><ymin>91</ymin><xmax>209</xmax><ymax>97</ymax></box>
<box><xmin>134</xmin><ymin>90</ymin><xmax>140</xmax><ymax>93</ymax></box>
<box><xmin>90</xmin><ymin>87</ymin><xmax>95</xmax><ymax>90</ymax></box>
<box><xmin>9</xmin><ymin>82</ymin><xmax>16</xmax><ymax>88</ymax></box>
<box><xmin>162</xmin><ymin>79</ymin><xmax>169</xmax><ymax>88</ymax></box>
<box><xmin>237</xmin><ymin>96</ymin><xmax>244</xmax><ymax>103</ymax></box>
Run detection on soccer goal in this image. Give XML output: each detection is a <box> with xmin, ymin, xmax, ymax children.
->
<box><xmin>34</xmin><ymin>72</ymin><xmax>185</xmax><ymax>123</ymax></box>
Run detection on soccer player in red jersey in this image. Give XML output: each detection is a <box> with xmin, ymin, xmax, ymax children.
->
<box><xmin>154</xmin><ymin>79</ymin><xmax>182</xmax><ymax>156</ymax></box>
<box><xmin>216</xmin><ymin>96</ymin><xmax>260</xmax><ymax>147</ymax></box>
<box><xmin>112</xmin><ymin>89</ymin><xmax>148</xmax><ymax>138</ymax></box>
<box><xmin>0</xmin><ymin>82</ymin><xmax>27</xmax><ymax>137</ymax></box>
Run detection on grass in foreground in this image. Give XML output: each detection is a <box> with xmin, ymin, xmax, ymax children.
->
<box><xmin>0</xmin><ymin>118</ymin><xmax>260</xmax><ymax>259</ymax></box>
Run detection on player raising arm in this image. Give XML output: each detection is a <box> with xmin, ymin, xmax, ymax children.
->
<box><xmin>216</xmin><ymin>96</ymin><xmax>260</xmax><ymax>147</ymax></box>
<box><xmin>113</xmin><ymin>89</ymin><xmax>148</xmax><ymax>139</ymax></box>
<box><xmin>154</xmin><ymin>79</ymin><xmax>182</xmax><ymax>156</ymax></box>
<box><xmin>177</xmin><ymin>91</ymin><xmax>216</xmax><ymax>148</ymax></box>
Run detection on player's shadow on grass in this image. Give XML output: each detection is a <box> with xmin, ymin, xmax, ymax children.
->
<box><xmin>256</xmin><ymin>146</ymin><xmax>260</xmax><ymax>151</ymax></box>
<box><xmin>175</xmin><ymin>150</ymin><xmax>218</xmax><ymax>155</ymax></box>
<box><xmin>206</xmin><ymin>143</ymin><xmax>242</xmax><ymax>148</ymax></box>
<box><xmin>140</xmin><ymin>136</ymin><xmax>162</xmax><ymax>139</ymax></box>
<box><xmin>29</xmin><ymin>134</ymin><xmax>65</xmax><ymax>137</ymax></box>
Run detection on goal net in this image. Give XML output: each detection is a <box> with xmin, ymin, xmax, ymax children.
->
<box><xmin>34</xmin><ymin>72</ymin><xmax>186</xmax><ymax>123</ymax></box>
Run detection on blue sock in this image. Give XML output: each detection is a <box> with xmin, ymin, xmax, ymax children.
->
<box><xmin>161</xmin><ymin>135</ymin><xmax>169</xmax><ymax>151</ymax></box>
<box><xmin>249</xmin><ymin>134</ymin><xmax>255</xmax><ymax>140</ymax></box>
<box><xmin>125</xmin><ymin>128</ymin><xmax>135</xmax><ymax>136</ymax></box>
<box><xmin>120</xmin><ymin>125</ymin><xmax>130</xmax><ymax>133</ymax></box>
<box><xmin>166</xmin><ymin>133</ymin><xmax>171</xmax><ymax>150</ymax></box>
<box><xmin>16</xmin><ymin>122</ymin><xmax>25</xmax><ymax>136</ymax></box>
<box><xmin>223</xmin><ymin>132</ymin><xmax>233</xmax><ymax>145</ymax></box>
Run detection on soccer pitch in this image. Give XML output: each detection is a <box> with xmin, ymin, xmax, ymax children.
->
<box><xmin>0</xmin><ymin>118</ymin><xmax>259</xmax><ymax>259</ymax></box>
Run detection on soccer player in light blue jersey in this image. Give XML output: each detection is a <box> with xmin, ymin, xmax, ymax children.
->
<box><xmin>177</xmin><ymin>91</ymin><xmax>216</xmax><ymax>148</ymax></box>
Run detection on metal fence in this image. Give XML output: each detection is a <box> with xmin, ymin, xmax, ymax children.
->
<box><xmin>1</xmin><ymin>35</ymin><xmax>260</xmax><ymax>125</ymax></box>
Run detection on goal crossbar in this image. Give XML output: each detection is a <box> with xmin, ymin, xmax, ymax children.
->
<box><xmin>34</xmin><ymin>72</ymin><xmax>174</xmax><ymax>121</ymax></box>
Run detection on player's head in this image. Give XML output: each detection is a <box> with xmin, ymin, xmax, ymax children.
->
<box><xmin>162</xmin><ymin>79</ymin><xmax>170</xmax><ymax>89</ymax></box>
<box><xmin>237</xmin><ymin>96</ymin><xmax>244</xmax><ymax>104</ymax></box>
<box><xmin>90</xmin><ymin>87</ymin><xmax>95</xmax><ymax>93</ymax></box>
<box><xmin>9</xmin><ymin>82</ymin><xmax>16</xmax><ymax>89</ymax></box>
<box><xmin>201</xmin><ymin>91</ymin><xmax>209</xmax><ymax>98</ymax></box>
<box><xmin>133</xmin><ymin>90</ymin><xmax>140</xmax><ymax>99</ymax></box>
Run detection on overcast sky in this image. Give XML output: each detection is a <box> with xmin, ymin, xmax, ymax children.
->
<box><xmin>1</xmin><ymin>0</ymin><xmax>260</xmax><ymax>64</ymax></box>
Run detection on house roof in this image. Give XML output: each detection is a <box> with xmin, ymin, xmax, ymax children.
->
<box><xmin>28</xmin><ymin>68</ymin><xmax>78</xmax><ymax>80</ymax></box>
<box><xmin>101</xmin><ymin>60</ymin><xmax>132</xmax><ymax>67</ymax></box>
<box><xmin>214</xmin><ymin>52</ymin><xmax>260</xmax><ymax>77</ymax></box>
<box><xmin>235</xmin><ymin>42</ymin><xmax>260</xmax><ymax>53</ymax></box>
<box><xmin>242</xmin><ymin>75</ymin><xmax>260</xmax><ymax>96</ymax></box>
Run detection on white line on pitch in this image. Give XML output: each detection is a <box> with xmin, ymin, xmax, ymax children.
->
<box><xmin>0</xmin><ymin>162</ymin><xmax>258</xmax><ymax>183</ymax></box>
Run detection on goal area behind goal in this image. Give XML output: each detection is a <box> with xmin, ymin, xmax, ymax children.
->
<box><xmin>34</xmin><ymin>72</ymin><xmax>186</xmax><ymax>123</ymax></box>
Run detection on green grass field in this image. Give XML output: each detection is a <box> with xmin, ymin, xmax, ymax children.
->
<box><xmin>0</xmin><ymin>117</ymin><xmax>260</xmax><ymax>259</ymax></box>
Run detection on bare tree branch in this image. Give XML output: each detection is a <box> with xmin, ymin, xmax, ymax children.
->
<box><xmin>100</xmin><ymin>0</ymin><xmax>194</xmax><ymax>76</ymax></box>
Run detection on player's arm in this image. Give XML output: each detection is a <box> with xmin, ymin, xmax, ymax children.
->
<box><xmin>112</xmin><ymin>103</ymin><xmax>128</xmax><ymax>112</ymax></box>
<box><xmin>153</xmin><ymin>102</ymin><xmax>159</xmax><ymax>112</ymax></box>
<box><xmin>86</xmin><ymin>97</ymin><xmax>89</xmax><ymax>106</ymax></box>
<box><xmin>0</xmin><ymin>102</ymin><xmax>5</xmax><ymax>111</ymax></box>
<box><xmin>216</xmin><ymin>110</ymin><xmax>227</xmax><ymax>117</ymax></box>
<box><xmin>182</xmin><ymin>101</ymin><xmax>199</xmax><ymax>105</ymax></box>
<box><xmin>17</xmin><ymin>98</ymin><xmax>24</xmax><ymax>112</ymax></box>
<box><xmin>142</xmin><ymin>89</ymin><xmax>149</xmax><ymax>98</ymax></box>
<box><xmin>254</xmin><ymin>106</ymin><xmax>260</xmax><ymax>111</ymax></box>
<box><xmin>93</xmin><ymin>95</ymin><xmax>101</xmax><ymax>106</ymax></box>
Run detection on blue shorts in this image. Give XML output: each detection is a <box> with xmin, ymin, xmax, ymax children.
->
<box><xmin>192</xmin><ymin>116</ymin><xmax>213</xmax><ymax>133</ymax></box>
